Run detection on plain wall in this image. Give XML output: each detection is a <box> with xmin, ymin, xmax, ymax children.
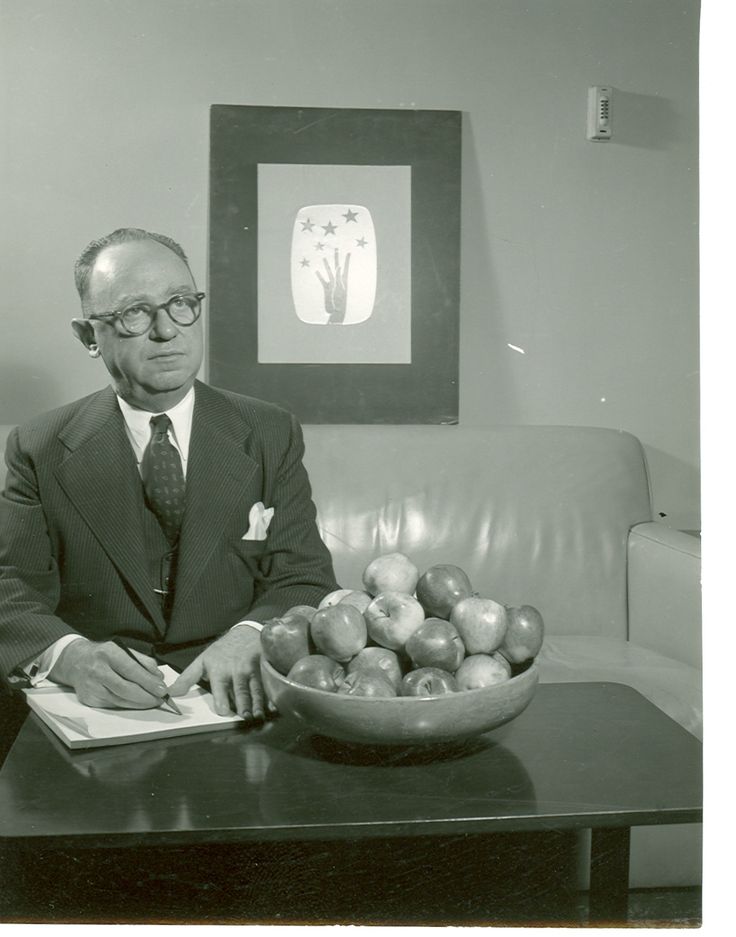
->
<box><xmin>0</xmin><ymin>0</ymin><xmax>700</xmax><ymax>530</ymax></box>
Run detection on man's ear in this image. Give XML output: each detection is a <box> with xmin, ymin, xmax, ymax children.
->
<box><xmin>71</xmin><ymin>317</ymin><xmax>96</xmax><ymax>349</ymax></box>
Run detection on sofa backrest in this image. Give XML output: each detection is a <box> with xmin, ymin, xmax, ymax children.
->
<box><xmin>2</xmin><ymin>422</ymin><xmax>652</xmax><ymax>640</ymax></box>
<box><xmin>303</xmin><ymin>425</ymin><xmax>653</xmax><ymax>640</ymax></box>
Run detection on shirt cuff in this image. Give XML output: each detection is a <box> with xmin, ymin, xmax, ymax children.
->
<box><xmin>230</xmin><ymin>620</ymin><xmax>264</xmax><ymax>633</ymax></box>
<box><xmin>25</xmin><ymin>634</ymin><xmax>89</xmax><ymax>687</ymax></box>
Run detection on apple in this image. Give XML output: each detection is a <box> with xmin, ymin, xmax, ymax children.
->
<box><xmin>405</xmin><ymin>618</ymin><xmax>465</xmax><ymax>673</ymax></box>
<box><xmin>400</xmin><ymin>667</ymin><xmax>458</xmax><ymax>697</ymax></box>
<box><xmin>491</xmin><ymin>651</ymin><xmax>512</xmax><ymax>674</ymax></box>
<box><xmin>318</xmin><ymin>588</ymin><xmax>355</xmax><ymax>609</ymax></box>
<box><xmin>337</xmin><ymin>670</ymin><xmax>397</xmax><ymax>698</ymax></box>
<box><xmin>260</xmin><ymin>612</ymin><xmax>313</xmax><ymax>675</ymax></box>
<box><xmin>364</xmin><ymin>591</ymin><xmax>425</xmax><ymax>652</ymax></box>
<box><xmin>337</xmin><ymin>590</ymin><xmax>374</xmax><ymax>615</ymax></box>
<box><xmin>498</xmin><ymin>605</ymin><xmax>545</xmax><ymax>664</ymax></box>
<box><xmin>347</xmin><ymin>646</ymin><xmax>404</xmax><ymax>691</ymax></box>
<box><xmin>285</xmin><ymin>604</ymin><xmax>318</xmax><ymax>622</ymax></box>
<box><xmin>287</xmin><ymin>654</ymin><xmax>346</xmax><ymax>692</ymax></box>
<box><xmin>450</xmin><ymin>596</ymin><xmax>508</xmax><ymax>654</ymax></box>
<box><xmin>455</xmin><ymin>653</ymin><xmax>511</xmax><ymax>691</ymax></box>
<box><xmin>362</xmin><ymin>552</ymin><xmax>420</xmax><ymax>597</ymax></box>
<box><xmin>415</xmin><ymin>564</ymin><xmax>473</xmax><ymax>619</ymax></box>
<box><xmin>310</xmin><ymin>603</ymin><xmax>368</xmax><ymax>662</ymax></box>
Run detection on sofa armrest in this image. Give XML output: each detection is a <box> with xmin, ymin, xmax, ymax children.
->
<box><xmin>627</xmin><ymin>522</ymin><xmax>701</xmax><ymax>668</ymax></box>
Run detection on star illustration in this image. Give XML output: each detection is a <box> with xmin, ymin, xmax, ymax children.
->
<box><xmin>343</xmin><ymin>208</ymin><xmax>359</xmax><ymax>223</ymax></box>
<box><xmin>322</xmin><ymin>221</ymin><xmax>337</xmax><ymax>236</ymax></box>
<box><xmin>300</xmin><ymin>258</ymin><xmax>310</xmax><ymax>267</ymax></box>
<box><xmin>315</xmin><ymin>241</ymin><xmax>326</xmax><ymax>251</ymax></box>
<box><xmin>356</xmin><ymin>237</ymin><xmax>368</xmax><ymax>248</ymax></box>
<box><xmin>300</xmin><ymin>218</ymin><xmax>315</xmax><ymax>232</ymax></box>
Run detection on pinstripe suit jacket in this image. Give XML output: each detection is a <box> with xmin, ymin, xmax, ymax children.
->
<box><xmin>0</xmin><ymin>381</ymin><xmax>338</xmax><ymax>680</ymax></box>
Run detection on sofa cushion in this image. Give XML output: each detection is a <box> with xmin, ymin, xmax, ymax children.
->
<box><xmin>628</xmin><ymin>523</ymin><xmax>702</xmax><ymax>668</ymax></box>
<box><xmin>303</xmin><ymin>425</ymin><xmax>652</xmax><ymax>640</ymax></box>
<box><xmin>537</xmin><ymin>635</ymin><xmax>703</xmax><ymax>889</ymax></box>
<box><xmin>537</xmin><ymin>635</ymin><xmax>702</xmax><ymax>740</ymax></box>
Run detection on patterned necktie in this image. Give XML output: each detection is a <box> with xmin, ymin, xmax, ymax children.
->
<box><xmin>140</xmin><ymin>413</ymin><xmax>186</xmax><ymax>545</ymax></box>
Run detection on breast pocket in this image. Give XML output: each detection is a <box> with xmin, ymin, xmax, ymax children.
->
<box><xmin>233</xmin><ymin>537</ymin><xmax>268</xmax><ymax>556</ymax></box>
<box><xmin>229</xmin><ymin>537</ymin><xmax>270</xmax><ymax>584</ymax></box>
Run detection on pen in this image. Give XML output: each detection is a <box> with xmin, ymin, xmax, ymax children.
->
<box><xmin>112</xmin><ymin>638</ymin><xmax>183</xmax><ymax>715</ymax></box>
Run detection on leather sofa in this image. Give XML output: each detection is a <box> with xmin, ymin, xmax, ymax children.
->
<box><xmin>1</xmin><ymin>422</ymin><xmax>701</xmax><ymax>888</ymax></box>
<box><xmin>301</xmin><ymin>424</ymin><xmax>702</xmax><ymax>889</ymax></box>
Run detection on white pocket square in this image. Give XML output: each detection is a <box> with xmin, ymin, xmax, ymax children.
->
<box><xmin>242</xmin><ymin>502</ymin><xmax>275</xmax><ymax>541</ymax></box>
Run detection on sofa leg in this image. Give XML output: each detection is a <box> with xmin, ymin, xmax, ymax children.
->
<box><xmin>589</xmin><ymin>827</ymin><xmax>631</xmax><ymax>923</ymax></box>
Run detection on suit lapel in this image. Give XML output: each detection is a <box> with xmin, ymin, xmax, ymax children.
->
<box><xmin>55</xmin><ymin>387</ymin><xmax>167</xmax><ymax>634</ymax></box>
<box><xmin>172</xmin><ymin>382</ymin><xmax>259</xmax><ymax>613</ymax></box>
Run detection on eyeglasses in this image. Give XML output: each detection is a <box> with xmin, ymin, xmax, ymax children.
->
<box><xmin>88</xmin><ymin>291</ymin><xmax>205</xmax><ymax>336</ymax></box>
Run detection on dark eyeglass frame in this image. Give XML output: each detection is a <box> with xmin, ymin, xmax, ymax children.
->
<box><xmin>87</xmin><ymin>291</ymin><xmax>205</xmax><ymax>336</ymax></box>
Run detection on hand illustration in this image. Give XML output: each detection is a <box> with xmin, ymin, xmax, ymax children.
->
<box><xmin>316</xmin><ymin>248</ymin><xmax>351</xmax><ymax>324</ymax></box>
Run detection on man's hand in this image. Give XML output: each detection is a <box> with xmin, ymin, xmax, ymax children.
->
<box><xmin>168</xmin><ymin>625</ymin><xmax>264</xmax><ymax>720</ymax></box>
<box><xmin>50</xmin><ymin>639</ymin><xmax>169</xmax><ymax>709</ymax></box>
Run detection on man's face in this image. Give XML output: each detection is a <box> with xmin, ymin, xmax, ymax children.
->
<box><xmin>85</xmin><ymin>239</ymin><xmax>204</xmax><ymax>410</ymax></box>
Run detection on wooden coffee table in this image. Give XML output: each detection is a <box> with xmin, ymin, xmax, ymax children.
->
<box><xmin>0</xmin><ymin>682</ymin><xmax>702</xmax><ymax>925</ymax></box>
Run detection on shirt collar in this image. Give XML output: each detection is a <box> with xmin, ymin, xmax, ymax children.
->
<box><xmin>116</xmin><ymin>386</ymin><xmax>195</xmax><ymax>461</ymax></box>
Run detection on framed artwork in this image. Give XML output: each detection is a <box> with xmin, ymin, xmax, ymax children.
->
<box><xmin>208</xmin><ymin>104</ymin><xmax>461</xmax><ymax>424</ymax></box>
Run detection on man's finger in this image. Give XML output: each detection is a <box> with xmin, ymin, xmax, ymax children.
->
<box><xmin>209</xmin><ymin>672</ymin><xmax>235</xmax><ymax>717</ymax></box>
<box><xmin>249</xmin><ymin>673</ymin><xmax>265</xmax><ymax>721</ymax></box>
<box><xmin>102</xmin><ymin>669</ymin><xmax>166</xmax><ymax>708</ymax></box>
<box><xmin>107</xmin><ymin>647</ymin><xmax>167</xmax><ymax>698</ymax></box>
<box><xmin>91</xmin><ymin>686</ymin><xmax>162</xmax><ymax>710</ymax></box>
<box><xmin>232</xmin><ymin>672</ymin><xmax>252</xmax><ymax>720</ymax></box>
<box><xmin>77</xmin><ymin>674</ymin><xmax>162</xmax><ymax>710</ymax></box>
<box><xmin>168</xmin><ymin>656</ymin><xmax>205</xmax><ymax>697</ymax></box>
<box><xmin>122</xmin><ymin>647</ymin><xmax>162</xmax><ymax>677</ymax></box>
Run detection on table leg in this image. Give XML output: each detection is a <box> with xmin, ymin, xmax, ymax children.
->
<box><xmin>588</xmin><ymin>826</ymin><xmax>630</xmax><ymax>923</ymax></box>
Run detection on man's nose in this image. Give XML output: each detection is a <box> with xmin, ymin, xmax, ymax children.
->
<box><xmin>149</xmin><ymin>307</ymin><xmax>177</xmax><ymax>340</ymax></box>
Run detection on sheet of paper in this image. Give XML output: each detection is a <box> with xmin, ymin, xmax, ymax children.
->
<box><xmin>25</xmin><ymin>665</ymin><xmax>242</xmax><ymax>744</ymax></box>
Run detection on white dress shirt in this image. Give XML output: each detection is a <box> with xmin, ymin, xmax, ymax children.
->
<box><xmin>24</xmin><ymin>388</ymin><xmax>260</xmax><ymax>686</ymax></box>
<box><xmin>117</xmin><ymin>388</ymin><xmax>194</xmax><ymax>478</ymax></box>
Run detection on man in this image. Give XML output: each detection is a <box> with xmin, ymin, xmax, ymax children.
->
<box><xmin>0</xmin><ymin>228</ymin><xmax>338</xmax><ymax>720</ymax></box>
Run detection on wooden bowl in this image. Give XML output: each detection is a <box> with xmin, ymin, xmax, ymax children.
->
<box><xmin>260</xmin><ymin>658</ymin><xmax>539</xmax><ymax>746</ymax></box>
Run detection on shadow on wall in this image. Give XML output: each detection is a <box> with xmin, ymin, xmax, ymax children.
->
<box><xmin>0</xmin><ymin>361</ymin><xmax>67</xmax><ymax>426</ymax></box>
<box><xmin>611</xmin><ymin>90</ymin><xmax>680</xmax><ymax>151</ymax></box>
<box><xmin>460</xmin><ymin>114</ymin><xmax>521</xmax><ymax>423</ymax></box>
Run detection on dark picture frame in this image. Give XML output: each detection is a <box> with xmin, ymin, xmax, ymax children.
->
<box><xmin>208</xmin><ymin>104</ymin><xmax>461</xmax><ymax>424</ymax></box>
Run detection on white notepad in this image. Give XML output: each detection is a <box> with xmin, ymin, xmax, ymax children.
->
<box><xmin>23</xmin><ymin>665</ymin><xmax>243</xmax><ymax>749</ymax></box>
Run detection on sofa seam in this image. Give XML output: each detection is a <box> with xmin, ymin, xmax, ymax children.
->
<box><xmin>630</xmin><ymin>528</ymin><xmax>700</xmax><ymax>559</ymax></box>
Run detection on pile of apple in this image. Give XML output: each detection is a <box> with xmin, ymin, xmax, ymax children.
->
<box><xmin>260</xmin><ymin>552</ymin><xmax>544</xmax><ymax>698</ymax></box>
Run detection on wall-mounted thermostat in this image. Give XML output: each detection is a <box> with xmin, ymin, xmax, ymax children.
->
<box><xmin>587</xmin><ymin>86</ymin><xmax>613</xmax><ymax>141</ymax></box>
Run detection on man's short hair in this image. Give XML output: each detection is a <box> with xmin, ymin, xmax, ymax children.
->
<box><xmin>74</xmin><ymin>228</ymin><xmax>191</xmax><ymax>307</ymax></box>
